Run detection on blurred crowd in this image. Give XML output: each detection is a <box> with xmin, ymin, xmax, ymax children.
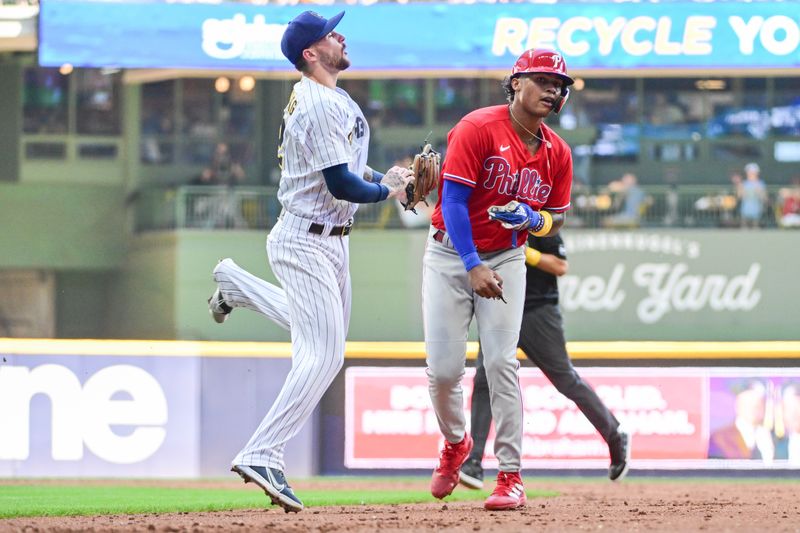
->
<box><xmin>568</xmin><ymin>163</ymin><xmax>800</xmax><ymax>231</ymax></box>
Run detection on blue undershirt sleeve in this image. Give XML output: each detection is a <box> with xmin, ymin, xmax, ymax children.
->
<box><xmin>441</xmin><ymin>179</ymin><xmax>482</xmax><ymax>271</ymax></box>
<box><xmin>322</xmin><ymin>163</ymin><xmax>389</xmax><ymax>203</ymax></box>
<box><xmin>371</xmin><ymin>169</ymin><xmax>384</xmax><ymax>183</ymax></box>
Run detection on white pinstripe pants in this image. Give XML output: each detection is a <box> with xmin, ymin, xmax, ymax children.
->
<box><xmin>218</xmin><ymin>213</ymin><xmax>351</xmax><ymax>471</ymax></box>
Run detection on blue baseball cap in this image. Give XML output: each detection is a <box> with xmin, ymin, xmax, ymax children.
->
<box><xmin>280</xmin><ymin>10</ymin><xmax>345</xmax><ymax>65</ymax></box>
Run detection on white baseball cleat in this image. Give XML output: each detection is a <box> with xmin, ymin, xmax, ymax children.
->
<box><xmin>207</xmin><ymin>287</ymin><xmax>232</xmax><ymax>323</ymax></box>
<box><xmin>208</xmin><ymin>259</ymin><xmax>233</xmax><ymax>323</ymax></box>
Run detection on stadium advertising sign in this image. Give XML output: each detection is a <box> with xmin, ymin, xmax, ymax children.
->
<box><xmin>559</xmin><ymin>231</ymin><xmax>796</xmax><ymax>341</ymax></box>
<box><xmin>0</xmin><ymin>342</ymin><xmax>316</xmax><ymax>479</ymax></box>
<box><xmin>0</xmin><ymin>355</ymin><xmax>200</xmax><ymax>477</ymax></box>
<box><xmin>345</xmin><ymin>367</ymin><xmax>800</xmax><ymax>470</ymax></box>
<box><xmin>39</xmin><ymin>1</ymin><xmax>800</xmax><ymax>71</ymax></box>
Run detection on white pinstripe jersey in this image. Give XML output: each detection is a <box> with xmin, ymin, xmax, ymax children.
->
<box><xmin>276</xmin><ymin>75</ymin><xmax>370</xmax><ymax>226</ymax></box>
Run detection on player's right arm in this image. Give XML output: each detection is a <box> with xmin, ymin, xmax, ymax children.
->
<box><xmin>525</xmin><ymin>246</ymin><xmax>568</xmax><ymax>276</ymax></box>
<box><xmin>439</xmin><ymin>120</ymin><xmax>504</xmax><ymax>300</ymax></box>
<box><xmin>441</xmin><ymin>179</ymin><xmax>504</xmax><ymax>300</ymax></box>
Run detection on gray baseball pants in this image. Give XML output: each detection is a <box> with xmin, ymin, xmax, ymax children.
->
<box><xmin>422</xmin><ymin>227</ymin><xmax>526</xmax><ymax>471</ymax></box>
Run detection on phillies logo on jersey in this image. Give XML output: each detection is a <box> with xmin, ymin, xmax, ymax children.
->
<box><xmin>481</xmin><ymin>156</ymin><xmax>552</xmax><ymax>203</ymax></box>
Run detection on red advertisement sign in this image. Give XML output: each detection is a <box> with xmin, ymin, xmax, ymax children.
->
<box><xmin>345</xmin><ymin>367</ymin><xmax>800</xmax><ymax>469</ymax></box>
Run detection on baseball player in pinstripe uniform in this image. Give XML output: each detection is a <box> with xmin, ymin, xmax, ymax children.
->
<box><xmin>424</xmin><ymin>49</ymin><xmax>573</xmax><ymax>511</ymax></box>
<box><xmin>207</xmin><ymin>10</ymin><xmax>411</xmax><ymax>513</ymax></box>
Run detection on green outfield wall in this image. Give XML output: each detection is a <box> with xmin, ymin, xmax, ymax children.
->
<box><xmin>0</xmin><ymin>183</ymin><xmax>126</xmax><ymax>269</ymax></box>
<box><xmin>112</xmin><ymin>228</ymin><xmax>798</xmax><ymax>342</ymax></box>
<box><xmin>557</xmin><ymin>230</ymin><xmax>797</xmax><ymax>341</ymax></box>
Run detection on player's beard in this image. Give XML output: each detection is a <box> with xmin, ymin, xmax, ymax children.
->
<box><xmin>320</xmin><ymin>49</ymin><xmax>350</xmax><ymax>71</ymax></box>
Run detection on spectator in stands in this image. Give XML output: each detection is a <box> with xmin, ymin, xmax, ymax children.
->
<box><xmin>708</xmin><ymin>379</ymin><xmax>774</xmax><ymax>463</ymax></box>
<box><xmin>141</xmin><ymin>113</ymin><xmax>173</xmax><ymax>164</ymax></box>
<box><xmin>189</xmin><ymin>142</ymin><xmax>247</xmax><ymax>229</ymax></box>
<box><xmin>729</xmin><ymin>171</ymin><xmax>743</xmax><ymax>194</ymax></box>
<box><xmin>738</xmin><ymin>162</ymin><xmax>767</xmax><ymax>229</ymax></box>
<box><xmin>709</xmin><ymin>171</ymin><xmax>743</xmax><ymax>228</ymax></box>
<box><xmin>602</xmin><ymin>173</ymin><xmax>647</xmax><ymax>228</ymax></box>
<box><xmin>777</xmin><ymin>177</ymin><xmax>800</xmax><ymax>228</ymax></box>
<box><xmin>199</xmin><ymin>142</ymin><xmax>246</xmax><ymax>186</ymax></box>
<box><xmin>566</xmin><ymin>178</ymin><xmax>592</xmax><ymax>228</ymax></box>
<box><xmin>649</xmin><ymin>93</ymin><xmax>686</xmax><ymax>125</ymax></box>
<box><xmin>663</xmin><ymin>169</ymin><xmax>680</xmax><ymax>227</ymax></box>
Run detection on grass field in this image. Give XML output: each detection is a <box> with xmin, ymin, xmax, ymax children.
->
<box><xmin>3</xmin><ymin>476</ymin><xmax>799</xmax><ymax>532</ymax></box>
<box><xmin>0</xmin><ymin>478</ymin><xmax>558</xmax><ymax>519</ymax></box>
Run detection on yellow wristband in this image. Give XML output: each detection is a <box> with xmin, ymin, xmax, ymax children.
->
<box><xmin>530</xmin><ymin>210</ymin><xmax>553</xmax><ymax>236</ymax></box>
<box><xmin>525</xmin><ymin>247</ymin><xmax>542</xmax><ymax>267</ymax></box>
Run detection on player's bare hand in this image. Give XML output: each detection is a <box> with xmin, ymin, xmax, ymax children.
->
<box><xmin>382</xmin><ymin>165</ymin><xmax>413</xmax><ymax>202</ymax></box>
<box><xmin>468</xmin><ymin>264</ymin><xmax>505</xmax><ymax>300</ymax></box>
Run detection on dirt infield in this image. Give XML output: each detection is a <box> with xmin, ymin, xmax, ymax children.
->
<box><xmin>2</xmin><ymin>477</ymin><xmax>799</xmax><ymax>532</ymax></box>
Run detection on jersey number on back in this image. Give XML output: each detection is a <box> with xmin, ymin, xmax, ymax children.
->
<box><xmin>276</xmin><ymin>90</ymin><xmax>298</xmax><ymax>170</ymax></box>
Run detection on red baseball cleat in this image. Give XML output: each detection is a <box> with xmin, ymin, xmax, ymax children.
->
<box><xmin>484</xmin><ymin>471</ymin><xmax>527</xmax><ymax>510</ymax></box>
<box><xmin>430</xmin><ymin>433</ymin><xmax>474</xmax><ymax>499</ymax></box>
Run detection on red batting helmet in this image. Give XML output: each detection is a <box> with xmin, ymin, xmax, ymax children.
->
<box><xmin>511</xmin><ymin>49</ymin><xmax>574</xmax><ymax>88</ymax></box>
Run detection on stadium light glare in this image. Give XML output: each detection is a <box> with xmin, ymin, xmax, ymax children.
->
<box><xmin>215</xmin><ymin>76</ymin><xmax>230</xmax><ymax>93</ymax></box>
<box><xmin>239</xmin><ymin>76</ymin><xmax>256</xmax><ymax>92</ymax></box>
<box><xmin>695</xmin><ymin>79</ymin><xmax>726</xmax><ymax>91</ymax></box>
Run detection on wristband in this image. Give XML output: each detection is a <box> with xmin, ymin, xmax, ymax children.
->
<box><xmin>530</xmin><ymin>210</ymin><xmax>553</xmax><ymax>236</ymax></box>
<box><xmin>525</xmin><ymin>247</ymin><xmax>542</xmax><ymax>267</ymax></box>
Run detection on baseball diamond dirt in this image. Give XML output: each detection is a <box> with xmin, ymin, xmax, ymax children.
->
<box><xmin>1</xmin><ymin>477</ymin><xmax>799</xmax><ymax>532</ymax></box>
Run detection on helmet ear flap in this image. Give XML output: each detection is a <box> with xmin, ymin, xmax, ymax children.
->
<box><xmin>552</xmin><ymin>87</ymin><xmax>570</xmax><ymax>114</ymax></box>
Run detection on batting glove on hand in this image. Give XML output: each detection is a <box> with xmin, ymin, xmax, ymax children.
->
<box><xmin>487</xmin><ymin>201</ymin><xmax>542</xmax><ymax>231</ymax></box>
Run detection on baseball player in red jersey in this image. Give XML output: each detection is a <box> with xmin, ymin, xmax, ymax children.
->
<box><xmin>424</xmin><ymin>49</ymin><xmax>574</xmax><ymax>511</ymax></box>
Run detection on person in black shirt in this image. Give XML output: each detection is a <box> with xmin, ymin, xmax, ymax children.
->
<box><xmin>459</xmin><ymin>233</ymin><xmax>630</xmax><ymax>489</ymax></box>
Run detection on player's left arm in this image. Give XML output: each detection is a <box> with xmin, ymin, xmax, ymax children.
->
<box><xmin>322</xmin><ymin>164</ymin><xmax>409</xmax><ymax>203</ymax></box>
<box><xmin>530</xmin><ymin>210</ymin><xmax>565</xmax><ymax>237</ymax></box>
<box><xmin>487</xmin><ymin>148</ymin><xmax>570</xmax><ymax>235</ymax></box>
<box><xmin>536</xmin><ymin>148</ymin><xmax>573</xmax><ymax>237</ymax></box>
<box><xmin>363</xmin><ymin>166</ymin><xmax>384</xmax><ymax>183</ymax></box>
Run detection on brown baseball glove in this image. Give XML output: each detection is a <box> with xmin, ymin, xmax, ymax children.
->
<box><xmin>402</xmin><ymin>142</ymin><xmax>441</xmax><ymax>212</ymax></box>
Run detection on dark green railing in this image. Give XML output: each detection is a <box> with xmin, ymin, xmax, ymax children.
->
<box><xmin>133</xmin><ymin>185</ymin><xmax>792</xmax><ymax>232</ymax></box>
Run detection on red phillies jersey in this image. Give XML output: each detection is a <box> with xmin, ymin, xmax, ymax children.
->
<box><xmin>431</xmin><ymin>105</ymin><xmax>572</xmax><ymax>253</ymax></box>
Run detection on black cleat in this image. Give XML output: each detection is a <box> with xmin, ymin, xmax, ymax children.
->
<box><xmin>232</xmin><ymin>465</ymin><xmax>304</xmax><ymax>513</ymax></box>
<box><xmin>459</xmin><ymin>457</ymin><xmax>485</xmax><ymax>490</ymax></box>
<box><xmin>608</xmin><ymin>430</ymin><xmax>631</xmax><ymax>482</ymax></box>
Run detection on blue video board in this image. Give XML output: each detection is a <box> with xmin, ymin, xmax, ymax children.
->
<box><xmin>39</xmin><ymin>1</ymin><xmax>800</xmax><ymax>72</ymax></box>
